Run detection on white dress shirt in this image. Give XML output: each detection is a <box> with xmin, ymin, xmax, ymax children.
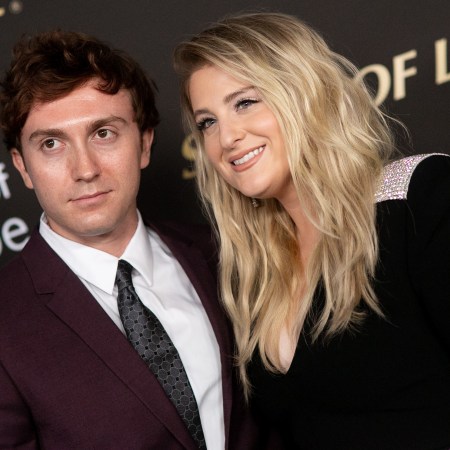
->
<box><xmin>39</xmin><ymin>211</ymin><xmax>225</xmax><ymax>450</ymax></box>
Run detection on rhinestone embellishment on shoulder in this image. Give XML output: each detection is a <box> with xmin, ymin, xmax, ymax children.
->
<box><xmin>375</xmin><ymin>153</ymin><xmax>448</xmax><ymax>203</ymax></box>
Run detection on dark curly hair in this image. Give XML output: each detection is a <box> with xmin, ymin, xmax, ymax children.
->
<box><xmin>0</xmin><ymin>29</ymin><xmax>160</xmax><ymax>152</ymax></box>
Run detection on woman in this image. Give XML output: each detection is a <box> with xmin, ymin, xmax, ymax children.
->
<box><xmin>174</xmin><ymin>12</ymin><xmax>450</xmax><ymax>449</ymax></box>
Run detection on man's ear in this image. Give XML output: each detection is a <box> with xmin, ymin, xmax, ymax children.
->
<box><xmin>11</xmin><ymin>148</ymin><xmax>34</xmax><ymax>189</ymax></box>
<box><xmin>140</xmin><ymin>128</ymin><xmax>154</xmax><ymax>169</ymax></box>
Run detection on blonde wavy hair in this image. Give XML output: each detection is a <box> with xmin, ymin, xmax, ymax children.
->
<box><xmin>174</xmin><ymin>12</ymin><xmax>396</xmax><ymax>396</ymax></box>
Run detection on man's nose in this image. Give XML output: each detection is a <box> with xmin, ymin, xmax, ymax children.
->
<box><xmin>70</xmin><ymin>144</ymin><xmax>100</xmax><ymax>182</ymax></box>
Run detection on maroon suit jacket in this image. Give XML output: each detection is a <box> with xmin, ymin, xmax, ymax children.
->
<box><xmin>0</xmin><ymin>221</ymin><xmax>259</xmax><ymax>449</ymax></box>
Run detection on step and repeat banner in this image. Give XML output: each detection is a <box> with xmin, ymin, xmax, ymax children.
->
<box><xmin>0</xmin><ymin>0</ymin><xmax>449</xmax><ymax>267</ymax></box>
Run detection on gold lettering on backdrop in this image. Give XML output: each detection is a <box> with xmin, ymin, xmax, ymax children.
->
<box><xmin>181</xmin><ymin>134</ymin><xmax>197</xmax><ymax>180</ymax></box>
<box><xmin>435</xmin><ymin>38</ymin><xmax>450</xmax><ymax>85</ymax></box>
<box><xmin>358</xmin><ymin>38</ymin><xmax>449</xmax><ymax>103</ymax></box>
<box><xmin>356</xmin><ymin>64</ymin><xmax>391</xmax><ymax>105</ymax></box>
<box><xmin>393</xmin><ymin>50</ymin><xmax>417</xmax><ymax>100</ymax></box>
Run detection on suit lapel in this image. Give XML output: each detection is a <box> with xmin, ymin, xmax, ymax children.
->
<box><xmin>22</xmin><ymin>230</ymin><xmax>197</xmax><ymax>449</ymax></box>
<box><xmin>151</xmin><ymin>222</ymin><xmax>234</xmax><ymax>446</ymax></box>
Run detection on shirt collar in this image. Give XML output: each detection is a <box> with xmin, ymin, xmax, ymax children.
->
<box><xmin>120</xmin><ymin>211</ymin><xmax>154</xmax><ymax>287</ymax></box>
<box><xmin>39</xmin><ymin>211</ymin><xmax>153</xmax><ymax>294</ymax></box>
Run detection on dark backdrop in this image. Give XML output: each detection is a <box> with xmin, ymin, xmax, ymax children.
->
<box><xmin>0</xmin><ymin>0</ymin><xmax>449</xmax><ymax>267</ymax></box>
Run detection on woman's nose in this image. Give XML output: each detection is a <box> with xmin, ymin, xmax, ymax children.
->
<box><xmin>219</xmin><ymin>119</ymin><xmax>245</xmax><ymax>150</ymax></box>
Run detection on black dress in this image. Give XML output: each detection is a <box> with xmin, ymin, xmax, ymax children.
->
<box><xmin>248</xmin><ymin>154</ymin><xmax>450</xmax><ymax>449</ymax></box>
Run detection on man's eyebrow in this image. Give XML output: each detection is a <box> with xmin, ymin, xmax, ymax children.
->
<box><xmin>28</xmin><ymin>128</ymin><xmax>67</xmax><ymax>143</ymax></box>
<box><xmin>28</xmin><ymin>115</ymin><xmax>128</xmax><ymax>142</ymax></box>
<box><xmin>87</xmin><ymin>116</ymin><xmax>128</xmax><ymax>133</ymax></box>
<box><xmin>193</xmin><ymin>86</ymin><xmax>255</xmax><ymax>119</ymax></box>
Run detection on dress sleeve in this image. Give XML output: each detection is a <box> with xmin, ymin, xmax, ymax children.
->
<box><xmin>407</xmin><ymin>154</ymin><xmax>450</xmax><ymax>351</ymax></box>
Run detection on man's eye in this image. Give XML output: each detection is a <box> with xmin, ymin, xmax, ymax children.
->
<box><xmin>42</xmin><ymin>139</ymin><xmax>61</xmax><ymax>150</ymax></box>
<box><xmin>97</xmin><ymin>129</ymin><xmax>111</xmax><ymax>138</ymax></box>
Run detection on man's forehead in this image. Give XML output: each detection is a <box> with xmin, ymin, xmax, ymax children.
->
<box><xmin>27</xmin><ymin>85</ymin><xmax>131</xmax><ymax>119</ymax></box>
<box><xmin>21</xmin><ymin>86</ymin><xmax>134</xmax><ymax>142</ymax></box>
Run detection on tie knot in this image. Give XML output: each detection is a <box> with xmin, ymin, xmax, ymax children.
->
<box><xmin>115</xmin><ymin>259</ymin><xmax>134</xmax><ymax>291</ymax></box>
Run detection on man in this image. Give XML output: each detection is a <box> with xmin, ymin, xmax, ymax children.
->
<box><xmin>0</xmin><ymin>30</ymin><xmax>258</xmax><ymax>449</ymax></box>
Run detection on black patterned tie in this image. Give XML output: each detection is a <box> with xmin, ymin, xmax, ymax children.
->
<box><xmin>115</xmin><ymin>259</ymin><xmax>206</xmax><ymax>449</ymax></box>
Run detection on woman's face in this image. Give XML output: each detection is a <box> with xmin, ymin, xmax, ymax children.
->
<box><xmin>188</xmin><ymin>65</ymin><xmax>295</xmax><ymax>205</ymax></box>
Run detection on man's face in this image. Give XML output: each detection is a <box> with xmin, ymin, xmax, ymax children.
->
<box><xmin>12</xmin><ymin>80</ymin><xmax>153</xmax><ymax>255</ymax></box>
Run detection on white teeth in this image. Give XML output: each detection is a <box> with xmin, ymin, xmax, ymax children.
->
<box><xmin>232</xmin><ymin>146</ymin><xmax>264</xmax><ymax>166</ymax></box>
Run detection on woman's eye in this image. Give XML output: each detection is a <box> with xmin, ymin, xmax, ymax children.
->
<box><xmin>235</xmin><ymin>98</ymin><xmax>259</xmax><ymax>111</ymax></box>
<box><xmin>196</xmin><ymin>118</ymin><xmax>216</xmax><ymax>131</ymax></box>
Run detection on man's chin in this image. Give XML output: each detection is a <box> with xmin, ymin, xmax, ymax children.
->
<box><xmin>49</xmin><ymin>224</ymin><xmax>116</xmax><ymax>243</ymax></box>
